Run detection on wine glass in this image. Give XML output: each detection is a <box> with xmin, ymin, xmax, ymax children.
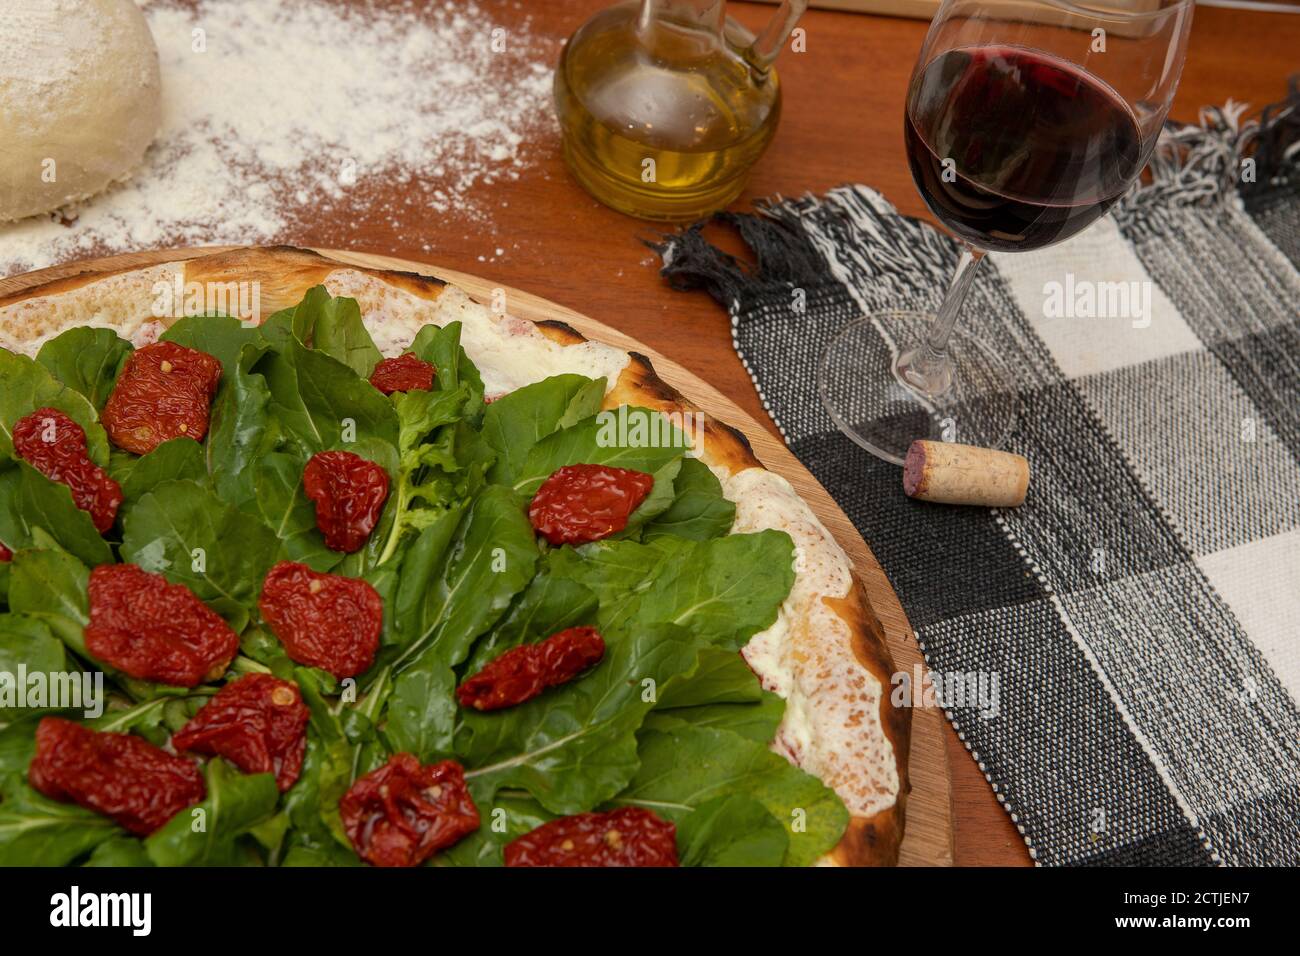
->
<box><xmin>817</xmin><ymin>0</ymin><xmax>1194</xmax><ymax>463</ymax></box>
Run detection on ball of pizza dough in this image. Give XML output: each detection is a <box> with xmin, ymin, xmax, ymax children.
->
<box><xmin>0</xmin><ymin>0</ymin><xmax>162</xmax><ymax>222</ymax></box>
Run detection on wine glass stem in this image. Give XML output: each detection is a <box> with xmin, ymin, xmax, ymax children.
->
<box><xmin>895</xmin><ymin>245</ymin><xmax>984</xmax><ymax>397</ymax></box>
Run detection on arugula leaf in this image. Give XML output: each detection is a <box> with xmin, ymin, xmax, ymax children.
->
<box><xmin>160</xmin><ymin>314</ymin><xmax>261</xmax><ymax>383</ymax></box>
<box><xmin>547</xmin><ymin>530</ymin><xmax>794</xmax><ymax>649</ymax></box>
<box><xmin>381</xmin><ymin>503</ymin><xmax>462</xmax><ymax>649</ymax></box>
<box><xmin>657</xmin><ymin>695</ymin><xmax>787</xmax><ymax>744</ymax></box>
<box><xmin>302</xmin><ymin>289</ymin><xmax>382</xmax><ymax>378</ymax></box>
<box><xmin>205</xmin><ymin>342</ymin><xmax>279</xmax><ymax>507</ymax></box>
<box><xmin>256</xmin><ymin>285</ymin><xmax>381</xmax><ymax>376</ymax></box>
<box><xmin>258</xmin><ymin>295</ymin><xmax>318</xmax><ymax>349</ymax></box>
<box><xmin>481</xmin><ymin>374</ymin><xmax>601</xmax><ymax>485</ymax></box>
<box><xmin>6</xmin><ymin>547</ymin><xmax>91</xmax><ymax>658</ymax></box>
<box><xmin>617</xmin><ymin>718</ymin><xmax>848</xmax><ymax>867</ymax></box>
<box><xmin>116</xmin><ymin>437</ymin><xmax>207</xmax><ymax>501</ymax></box>
<box><xmin>617</xmin><ymin>456</ymin><xmax>682</xmax><ymax>539</ymax></box>
<box><xmin>281</xmin><ymin>842</ymin><xmax>361</xmax><ymax>867</ymax></box>
<box><xmin>0</xmin><ymin>614</ymin><xmax>69</xmax><ymax>717</ymax></box>
<box><xmin>354</xmin><ymin>383</ymin><xmax>478</xmax><ymax>572</ymax></box>
<box><xmin>239</xmin><ymin>626</ymin><xmax>295</xmax><ymax>679</ymax></box>
<box><xmin>255</xmin><ymin>338</ymin><xmax>399</xmax><ymax>456</ymax></box>
<box><xmin>634</xmin><ymin>530</ymin><xmax>794</xmax><ymax>648</ymax></box>
<box><xmin>388</xmin><ymin>485</ymin><xmax>537</xmax><ymax>672</ymax></box>
<box><xmin>0</xmin><ymin>775</ymin><xmax>120</xmax><ymax>866</ymax></box>
<box><xmin>409</xmin><ymin>322</ymin><xmax>485</xmax><ymax>424</ymax></box>
<box><xmin>543</xmin><ymin>539</ymin><xmax>674</xmax><ymax>635</ymax></box>
<box><xmin>456</xmin><ymin>623</ymin><xmax>700</xmax><ymax>815</ymax></box>
<box><xmin>0</xmin><ymin>348</ymin><xmax>111</xmax><ymax>466</ymax></box>
<box><xmin>657</xmin><ymin>646</ymin><xmax>765</xmax><ymax>709</ymax></box>
<box><xmin>120</xmin><ymin>479</ymin><xmax>281</xmax><ymax>630</ymax></box>
<box><xmin>556</xmin><ymin>378</ymin><xmax>608</xmax><ymax>430</ymax></box>
<box><xmin>84</xmin><ymin>836</ymin><xmax>153</xmax><ymax>867</ymax></box>
<box><xmin>0</xmin><ymin>720</ymin><xmax>38</xmax><ymax>778</ymax></box>
<box><xmin>330</xmin><ymin>333</ymin><xmax>494</xmax><ymax>581</ymax></box>
<box><xmin>0</xmin><ymin>460</ymin><xmax>113</xmax><ymax>567</ymax></box>
<box><xmin>394</xmin><ymin>384</ymin><xmax>471</xmax><ymax>451</ymax></box>
<box><xmin>382</xmin><ymin>663</ymin><xmax>456</xmax><ymax>762</ymax></box>
<box><xmin>35</xmin><ymin>328</ymin><xmax>133</xmax><ymax>409</ymax></box>
<box><xmin>205</xmin><ymin>333</ymin><xmax>402</xmax><ymax>571</ymax></box>
<box><xmin>382</xmin><ymin>489</ymin><xmax>536</xmax><ymax>758</ymax></box>
<box><xmin>144</xmin><ymin>760</ymin><xmax>279</xmax><ymax>866</ymax></box>
<box><xmin>676</xmin><ymin>794</ymin><xmax>789</xmax><ymax>866</ymax></box>
<box><xmin>287</xmin><ymin>668</ymin><xmax>387</xmax><ymax>854</ymax></box>
<box><xmin>643</xmin><ymin>456</ymin><xmax>735</xmax><ymax>541</ymax></box>
<box><xmin>650</xmin><ymin>648</ymin><xmax>788</xmax><ymax>761</ymax></box>
<box><xmin>282</xmin><ymin>735</ymin><xmax>348</xmax><ymax>854</ymax></box>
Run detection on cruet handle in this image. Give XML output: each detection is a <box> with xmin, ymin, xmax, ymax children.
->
<box><xmin>744</xmin><ymin>0</ymin><xmax>808</xmax><ymax>72</ymax></box>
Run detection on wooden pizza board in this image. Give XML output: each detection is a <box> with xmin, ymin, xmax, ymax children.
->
<box><xmin>0</xmin><ymin>247</ymin><xmax>955</xmax><ymax>867</ymax></box>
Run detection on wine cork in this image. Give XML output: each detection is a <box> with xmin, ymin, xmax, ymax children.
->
<box><xmin>903</xmin><ymin>440</ymin><xmax>1029</xmax><ymax>508</ymax></box>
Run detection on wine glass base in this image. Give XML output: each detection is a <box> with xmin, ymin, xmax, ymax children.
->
<box><xmin>816</xmin><ymin>313</ymin><xmax>1019</xmax><ymax>465</ymax></box>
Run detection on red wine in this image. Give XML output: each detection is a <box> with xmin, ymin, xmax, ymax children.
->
<box><xmin>905</xmin><ymin>46</ymin><xmax>1143</xmax><ymax>252</ymax></box>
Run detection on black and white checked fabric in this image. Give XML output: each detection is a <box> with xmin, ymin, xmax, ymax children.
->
<box><xmin>656</xmin><ymin>99</ymin><xmax>1300</xmax><ymax>866</ymax></box>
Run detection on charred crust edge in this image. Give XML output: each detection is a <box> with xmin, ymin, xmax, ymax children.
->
<box><xmin>823</xmin><ymin>588</ymin><xmax>912</xmax><ymax>866</ymax></box>
<box><xmin>532</xmin><ymin>319</ymin><xmax>588</xmax><ymax>345</ymax></box>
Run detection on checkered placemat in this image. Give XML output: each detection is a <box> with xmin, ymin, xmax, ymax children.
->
<box><xmin>655</xmin><ymin>97</ymin><xmax>1300</xmax><ymax>865</ymax></box>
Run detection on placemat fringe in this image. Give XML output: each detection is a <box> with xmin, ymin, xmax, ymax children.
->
<box><xmin>1120</xmin><ymin>85</ymin><xmax>1300</xmax><ymax>227</ymax></box>
<box><xmin>647</xmin><ymin>209</ymin><xmax>826</xmax><ymax>310</ymax></box>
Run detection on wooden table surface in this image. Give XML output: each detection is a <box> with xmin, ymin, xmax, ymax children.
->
<box><xmin>292</xmin><ymin>0</ymin><xmax>1298</xmax><ymax>866</ymax></box>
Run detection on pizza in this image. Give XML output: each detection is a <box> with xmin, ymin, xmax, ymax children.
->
<box><xmin>0</xmin><ymin>246</ymin><xmax>909</xmax><ymax>867</ymax></box>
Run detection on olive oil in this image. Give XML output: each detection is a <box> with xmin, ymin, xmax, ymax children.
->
<box><xmin>554</xmin><ymin>2</ymin><xmax>783</xmax><ymax>222</ymax></box>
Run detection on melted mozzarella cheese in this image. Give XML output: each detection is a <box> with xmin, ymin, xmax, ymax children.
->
<box><xmin>323</xmin><ymin>271</ymin><xmax>629</xmax><ymax>396</ymax></box>
<box><xmin>724</xmin><ymin>466</ymin><xmax>899</xmax><ymax>818</ymax></box>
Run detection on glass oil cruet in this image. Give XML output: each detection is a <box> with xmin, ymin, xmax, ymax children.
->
<box><xmin>554</xmin><ymin>0</ymin><xmax>809</xmax><ymax>221</ymax></box>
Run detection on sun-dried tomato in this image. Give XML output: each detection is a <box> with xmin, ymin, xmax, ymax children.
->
<box><xmin>101</xmin><ymin>341</ymin><xmax>222</xmax><ymax>455</ymax></box>
<box><xmin>29</xmin><ymin>717</ymin><xmax>205</xmax><ymax>836</ymax></box>
<box><xmin>258</xmin><ymin>561</ymin><xmax>382</xmax><ymax>679</ymax></box>
<box><xmin>504</xmin><ymin>807</ymin><xmax>679</xmax><ymax>867</ymax></box>
<box><xmin>340</xmin><ymin>754</ymin><xmax>479</xmax><ymax>867</ymax></box>
<box><xmin>302</xmin><ymin>450</ymin><xmax>390</xmax><ymax>553</ymax></box>
<box><xmin>369</xmin><ymin>353</ymin><xmax>436</xmax><ymax>395</ymax></box>
<box><xmin>85</xmin><ymin>563</ymin><xmax>240</xmax><ymax>687</ymax></box>
<box><xmin>528</xmin><ymin>463</ymin><xmax>655</xmax><ymax>546</ymax></box>
<box><xmin>12</xmin><ymin>407</ymin><xmax>122</xmax><ymax>533</ymax></box>
<box><xmin>172</xmin><ymin>674</ymin><xmax>309</xmax><ymax>791</ymax></box>
<box><xmin>457</xmin><ymin>626</ymin><xmax>605</xmax><ymax>711</ymax></box>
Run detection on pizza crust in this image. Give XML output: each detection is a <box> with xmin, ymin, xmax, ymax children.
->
<box><xmin>0</xmin><ymin>245</ymin><xmax>909</xmax><ymax>866</ymax></box>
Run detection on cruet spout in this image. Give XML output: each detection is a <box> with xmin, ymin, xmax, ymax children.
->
<box><xmin>638</xmin><ymin>0</ymin><xmax>809</xmax><ymax>73</ymax></box>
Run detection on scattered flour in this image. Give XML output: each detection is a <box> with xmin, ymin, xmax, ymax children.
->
<box><xmin>0</xmin><ymin>0</ymin><xmax>556</xmax><ymax>275</ymax></box>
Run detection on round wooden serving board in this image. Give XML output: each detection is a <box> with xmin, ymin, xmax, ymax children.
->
<box><xmin>0</xmin><ymin>247</ymin><xmax>954</xmax><ymax>867</ymax></box>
